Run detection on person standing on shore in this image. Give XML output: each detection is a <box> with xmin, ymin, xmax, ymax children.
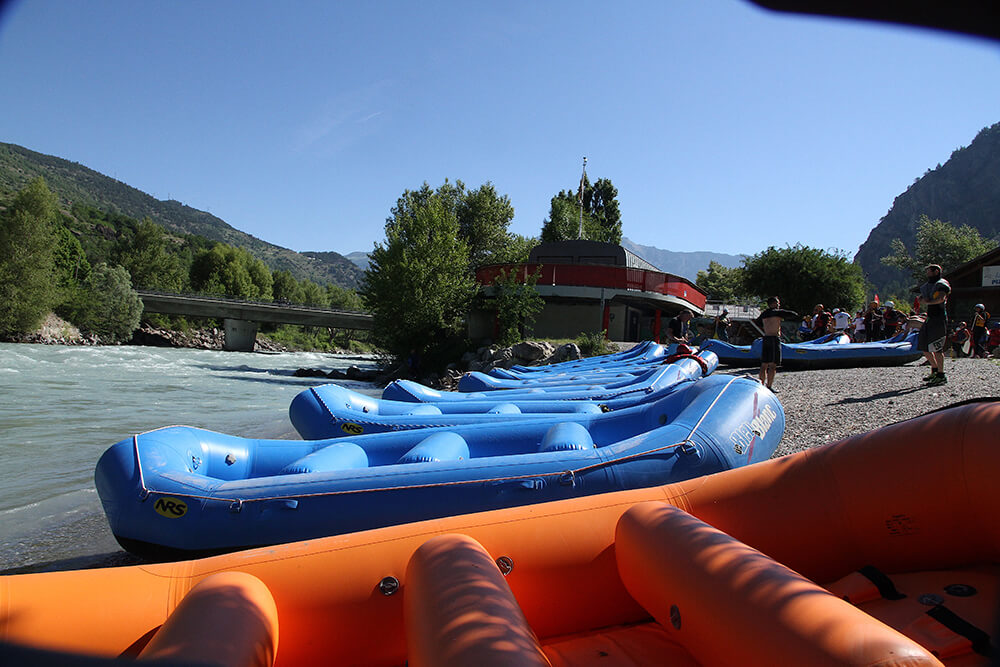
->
<box><xmin>713</xmin><ymin>309</ymin><xmax>731</xmax><ymax>342</ymax></box>
<box><xmin>753</xmin><ymin>296</ymin><xmax>798</xmax><ymax>391</ymax></box>
<box><xmin>971</xmin><ymin>304</ymin><xmax>990</xmax><ymax>358</ymax></box>
<box><xmin>917</xmin><ymin>264</ymin><xmax>951</xmax><ymax>385</ymax></box>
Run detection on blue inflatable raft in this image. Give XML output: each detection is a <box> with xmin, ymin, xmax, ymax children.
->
<box><xmin>701</xmin><ymin>331</ymin><xmax>920</xmax><ymax>369</ymax></box>
<box><xmin>290</xmin><ymin>353</ymin><xmax>716</xmax><ymax>439</ymax></box>
<box><xmin>95</xmin><ymin>373</ymin><xmax>781</xmax><ymax>558</ymax></box>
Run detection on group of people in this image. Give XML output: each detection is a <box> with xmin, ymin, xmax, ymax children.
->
<box><xmin>664</xmin><ymin>263</ymin><xmax>994</xmax><ymax>392</ymax></box>
<box><xmin>797</xmin><ymin>301</ymin><xmax>909</xmax><ymax>343</ymax></box>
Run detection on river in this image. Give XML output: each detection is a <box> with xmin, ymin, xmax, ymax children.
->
<box><xmin>0</xmin><ymin>343</ymin><xmax>380</xmax><ymax>573</ymax></box>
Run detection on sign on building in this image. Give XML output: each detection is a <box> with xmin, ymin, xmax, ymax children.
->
<box><xmin>983</xmin><ymin>265</ymin><xmax>1000</xmax><ymax>287</ymax></box>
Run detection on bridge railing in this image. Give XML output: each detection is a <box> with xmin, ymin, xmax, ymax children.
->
<box><xmin>135</xmin><ymin>289</ymin><xmax>370</xmax><ymax>315</ymax></box>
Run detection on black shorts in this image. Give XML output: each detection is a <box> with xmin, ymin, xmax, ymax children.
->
<box><xmin>917</xmin><ymin>317</ymin><xmax>948</xmax><ymax>353</ymax></box>
<box><xmin>761</xmin><ymin>335</ymin><xmax>781</xmax><ymax>364</ymax></box>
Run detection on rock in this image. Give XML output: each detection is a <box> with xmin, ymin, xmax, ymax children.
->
<box><xmin>294</xmin><ymin>368</ymin><xmax>329</xmax><ymax>378</ymax></box>
<box><xmin>547</xmin><ymin>343</ymin><xmax>582</xmax><ymax>363</ymax></box>
<box><xmin>460</xmin><ymin>351</ymin><xmax>478</xmax><ymax>364</ymax></box>
<box><xmin>490</xmin><ymin>347</ymin><xmax>514</xmax><ymax>363</ymax></box>
<box><xmin>511</xmin><ymin>341</ymin><xmax>549</xmax><ymax>362</ymax></box>
<box><xmin>327</xmin><ymin>369</ymin><xmax>349</xmax><ymax>379</ymax></box>
<box><xmin>467</xmin><ymin>360</ymin><xmax>485</xmax><ymax>372</ymax></box>
<box><xmin>346</xmin><ymin>365</ymin><xmax>379</xmax><ymax>381</ymax></box>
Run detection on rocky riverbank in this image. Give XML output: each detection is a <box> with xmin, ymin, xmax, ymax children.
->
<box><xmin>724</xmin><ymin>357</ymin><xmax>1000</xmax><ymax>458</ymax></box>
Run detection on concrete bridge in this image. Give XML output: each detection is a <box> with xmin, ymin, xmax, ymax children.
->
<box><xmin>137</xmin><ymin>290</ymin><xmax>374</xmax><ymax>351</ymax></box>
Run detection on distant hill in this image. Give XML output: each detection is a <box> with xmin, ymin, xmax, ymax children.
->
<box><xmin>854</xmin><ymin>122</ymin><xmax>1000</xmax><ymax>293</ymax></box>
<box><xmin>343</xmin><ymin>251</ymin><xmax>372</xmax><ymax>271</ymax></box>
<box><xmin>0</xmin><ymin>142</ymin><xmax>363</xmax><ymax>288</ymax></box>
<box><xmin>621</xmin><ymin>238</ymin><xmax>744</xmax><ymax>281</ymax></box>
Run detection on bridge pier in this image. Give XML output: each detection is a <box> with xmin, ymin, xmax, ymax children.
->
<box><xmin>223</xmin><ymin>319</ymin><xmax>259</xmax><ymax>352</ymax></box>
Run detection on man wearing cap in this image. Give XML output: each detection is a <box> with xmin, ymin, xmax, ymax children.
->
<box><xmin>832</xmin><ymin>308</ymin><xmax>850</xmax><ymax>334</ymax></box>
<box><xmin>917</xmin><ymin>264</ymin><xmax>951</xmax><ymax>385</ymax></box>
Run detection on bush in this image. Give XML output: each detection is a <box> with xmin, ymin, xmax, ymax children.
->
<box><xmin>575</xmin><ymin>330</ymin><xmax>612</xmax><ymax>357</ymax></box>
<box><xmin>63</xmin><ymin>263</ymin><xmax>143</xmax><ymax>342</ymax></box>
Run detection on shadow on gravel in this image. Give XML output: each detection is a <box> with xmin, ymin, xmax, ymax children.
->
<box><xmin>830</xmin><ymin>386</ymin><xmax>927</xmax><ymax>404</ymax></box>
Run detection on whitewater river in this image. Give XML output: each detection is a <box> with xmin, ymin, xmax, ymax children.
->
<box><xmin>0</xmin><ymin>343</ymin><xmax>380</xmax><ymax>573</ymax></box>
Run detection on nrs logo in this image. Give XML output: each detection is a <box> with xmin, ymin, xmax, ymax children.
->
<box><xmin>730</xmin><ymin>404</ymin><xmax>778</xmax><ymax>455</ymax></box>
<box><xmin>340</xmin><ymin>422</ymin><xmax>364</xmax><ymax>435</ymax></box>
<box><xmin>154</xmin><ymin>497</ymin><xmax>188</xmax><ymax>518</ymax></box>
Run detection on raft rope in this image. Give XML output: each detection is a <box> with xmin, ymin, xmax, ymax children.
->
<box><xmin>131</xmin><ymin>375</ymin><xmax>743</xmax><ymax>509</ymax></box>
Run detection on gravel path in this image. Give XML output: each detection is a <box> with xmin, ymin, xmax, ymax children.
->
<box><xmin>717</xmin><ymin>358</ymin><xmax>1000</xmax><ymax>458</ymax></box>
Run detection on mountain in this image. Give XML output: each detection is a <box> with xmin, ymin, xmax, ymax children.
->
<box><xmin>854</xmin><ymin>122</ymin><xmax>1000</xmax><ymax>293</ymax></box>
<box><xmin>0</xmin><ymin>142</ymin><xmax>363</xmax><ymax>288</ymax></box>
<box><xmin>621</xmin><ymin>238</ymin><xmax>744</xmax><ymax>281</ymax></box>
<box><xmin>343</xmin><ymin>251</ymin><xmax>372</xmax><ymax>271</ymax></box>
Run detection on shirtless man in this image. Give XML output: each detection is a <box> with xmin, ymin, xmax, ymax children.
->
<box><xmin>753</xmin><ymin>296</ymin><xmax>799</xmax><ymax>391</ymax></box>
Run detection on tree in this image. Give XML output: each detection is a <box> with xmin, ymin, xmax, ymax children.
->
<box><xmin>695</xmin><ymin>261</ymin><xmax>746</xmax><ymax>302</ymax></box>
<box><xmin>457</xmin><ymin>182</ymin><xmax>515</xmax><ymax>269</ymax></box>
<box><xmin>741</xmin><ymin>245</ymin><xmax>866</xmax><ymax>316</ymax></box>
<box><xmin>69</xmin><ymin>263</ymin><xmax>143</xmax><ymax>342</ymax></box>
<box><xmin>326</xmin><ymin>284</ymin><xmax>364</xmax><ymax>310</ymax></box>
<box><xmin>0</xmin><ymin>177</ymin><xmax>59</xmax><ymax>335</ymax></box>
<box><xmin>271</xmin><ymin>270</ymin><xmax>303</xmax><ymax>304</ymax></box>
<box><xmin>115</xmin><ymin>218</ymin><xmax>186</xmax><ymax>291</ymax></box>
<box><xmin>482</xmin><ymin>267</ymin><xmax>546</xmax><ymax>346</ymax></box>
<box><xmin>190</xmin><ymin>244</ymin><xmax>273</xmax><ymax>300</ymax></box>
<box><xmin>540</xmin><ymin>175</ymin><xmax>623</xmax><ymax>244</ymax></box>
<box><xmin>881</xmin><ymin>215</ymin><xmax>998</xmax><ymax>283</ymax></box>
<box><xmin>362</xmin><ymin>188</ymin><xmax>477</xmax><ymax>368</ymax></box>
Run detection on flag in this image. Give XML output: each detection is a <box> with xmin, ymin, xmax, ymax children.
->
<box><xmin>577</xmin><ymin>172</ymin><xmax>585</xmax><ymax>204</ymax></box>
<box><xmin>913</xmin><ymin>296</ymin><xmax>920</xmax><ymax>313</ymax></box>
<box><xmin>873</xmin><ymin>293</ymin><xmax>879</xmax><ymax>304</ymax></box>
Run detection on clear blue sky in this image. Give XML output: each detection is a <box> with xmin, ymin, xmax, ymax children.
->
<box><xmin>1</xmin><ymin>1</ymin><xmax>998</xmax><ymax>259</ymax></box>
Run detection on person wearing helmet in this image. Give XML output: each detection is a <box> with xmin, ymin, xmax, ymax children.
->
<box><xmin>832</xmin><ymin>307</ymin><xmax>850</xmax><ymax>333</ymax></box>
<box><xmin>882</xmin><ymin>300</ymin><xmax>903</xmax><ymax>337</ymax></box>
<box><xmin>971</xmin><ymin>303</ymin><xmax>990</xmax><ymax>358</ymax></box>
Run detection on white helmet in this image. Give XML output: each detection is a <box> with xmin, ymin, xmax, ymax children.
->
<box><xmin>885</xmin><ymin>301</ymin><xmax>894</xmax><ymax>308</ymax></box>
<box><xmin>975</xmin><ymin>303</ymin><xmax>985</xmax><ymax>310</ymax></box>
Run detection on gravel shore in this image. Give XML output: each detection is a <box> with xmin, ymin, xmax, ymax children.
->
<box><xmin>718</xmin><ymin>358</ymin><xmax>1000</xmax><ymax>459</ymax></box>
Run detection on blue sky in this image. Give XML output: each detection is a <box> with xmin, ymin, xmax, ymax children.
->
<box><xmin>1</xmin><ymin>1</ymin><xmax>998</xmax><ymax>258</ymax></box>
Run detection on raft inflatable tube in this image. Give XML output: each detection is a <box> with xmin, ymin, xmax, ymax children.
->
<box><xmin>383</xmin><ymin>351</ymin><xmax>718</xmax><ymax>403</ymax></box>
<box><xmin>781</xmin><ymin>329</ymin><xmax>922</xmax><ymax>369</ymax></box>
<box><xmin>458</xmin><ymin>364</ymin><xmax>663</xmax><ymax>392</ymax></box>
<box><xmin>290</xmin><ymin>354</ymin><xmax>716</xmax><ymax>439</ymax></box>
<box><xmin>499</xmin><ymin>340</ymin><xmax>663</xmax><ymax>375</ymax></box>
<box><xmin>702</xmin><ymin>331</ymin><xmax>919</xmax><ymax>369</ymax></box>
<box><xmin>6</xmin><ymin>400</ymin><xmax>998</xmax><ymax>665</ymax></box>
<box><xmin>94</xmin><ymin>373</ymin><xmax>777</xmax><ymax>558</ymax></box>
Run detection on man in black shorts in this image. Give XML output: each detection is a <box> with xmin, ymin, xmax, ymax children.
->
<box><xmin>753</xmin><ymin>296</ymin><xmax>799</xmax><ymax>391</ymax></box>
<box><xmin>916</xmin><ymin>264</ymin><xmax>951</xmax><ymax>385</ymax></box>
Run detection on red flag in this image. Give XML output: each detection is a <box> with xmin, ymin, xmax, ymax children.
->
<box><xmin>873</xmin><ymin>293</ymin><xmax>879</xmax><ymax>304</ymax></box>
<box><xmin>913</xmin><ymin>297</ymin><xmax>921</xmax><ymax>313</ymax></box>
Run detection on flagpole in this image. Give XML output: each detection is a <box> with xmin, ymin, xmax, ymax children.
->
<box><xmin>578</xmin><ymin>156</ymin><xmax>587</xmax><ymax>239</ymax></box>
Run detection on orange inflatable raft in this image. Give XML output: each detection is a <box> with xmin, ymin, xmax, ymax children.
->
<box><xmin>1</xmin><ymin>399</ymin><xmax>997</xmax><ymax>666</ymax></box>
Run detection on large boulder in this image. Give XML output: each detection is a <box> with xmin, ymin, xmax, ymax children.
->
<box><xmin>547</xmin><ymin>343</ymin><xmax>582</xmax><ymax>364</ymax></box>
<box><xmin>511</xmin><ymin>341</ymin><xmax>551</xmax><ymax>362</ymax></box>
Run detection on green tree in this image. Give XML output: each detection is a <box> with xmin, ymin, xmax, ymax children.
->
<box><xmin>299</xmin><ymin>279</ymin><xmax>329</xmax><ymax>307</ymax></box>
<box><xmin>880</xmin><ymin>215</ymin><xmax>998</xmax><ymax>283</ymax></box>
<box><xmin>190</xmin><ymin>244</ymin><xmax>273</xmax><ymax>300</ymax></box>
<box><xmin>52</xmin><ymin>224</ymin><xmax>91</xmax><ymax>289</ymax></box>
<box><xmin>695</xmin><ymin>261</ymin><xmax>746</xmax><ymax>302</ymax></box>
<box><xmin>0</xmin><ymin>177</ymin><xmax>59</xmax><ymax>335</ymax></box>
<box><xmin>742</xmin><ymin>245</ymin><xmax>866</xmax><ymax>316</ymax></box>
<box><xmin>115</xmin><ymin>218</ymin><xmax>186</xmax><ymax>291</ymax></box>
<box><xmin>68</xmin><ymin>263</ymin><xmax>143</xmax><ymax>342</ymax></box>
<box><xmin>456</xmin><ymin>182</ymin><xmax>515</xmax><ymax>269</ymax></box>
<box><xmin>540</xmin><ymin>175</ymin><xmax>623</xmax><ymax>244</ymax></box>
<box><xmin>362</xmin><ymin>189</ymin><xmax>477</xmax><ymax>368</ymax></box>
<box><xmin>326</xmin><ymin>284</ymin><xmax>364</xmax><ymax>310</ymax></box>
<box><xmin>271</xmin><ymin>269</ymin><xmax>304</xmax><ymax>303</ymax></box>
<box><xmin>482</xmin><ymin>267</ymin><xmax>546</xmax><ymax>346</ymax></box>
